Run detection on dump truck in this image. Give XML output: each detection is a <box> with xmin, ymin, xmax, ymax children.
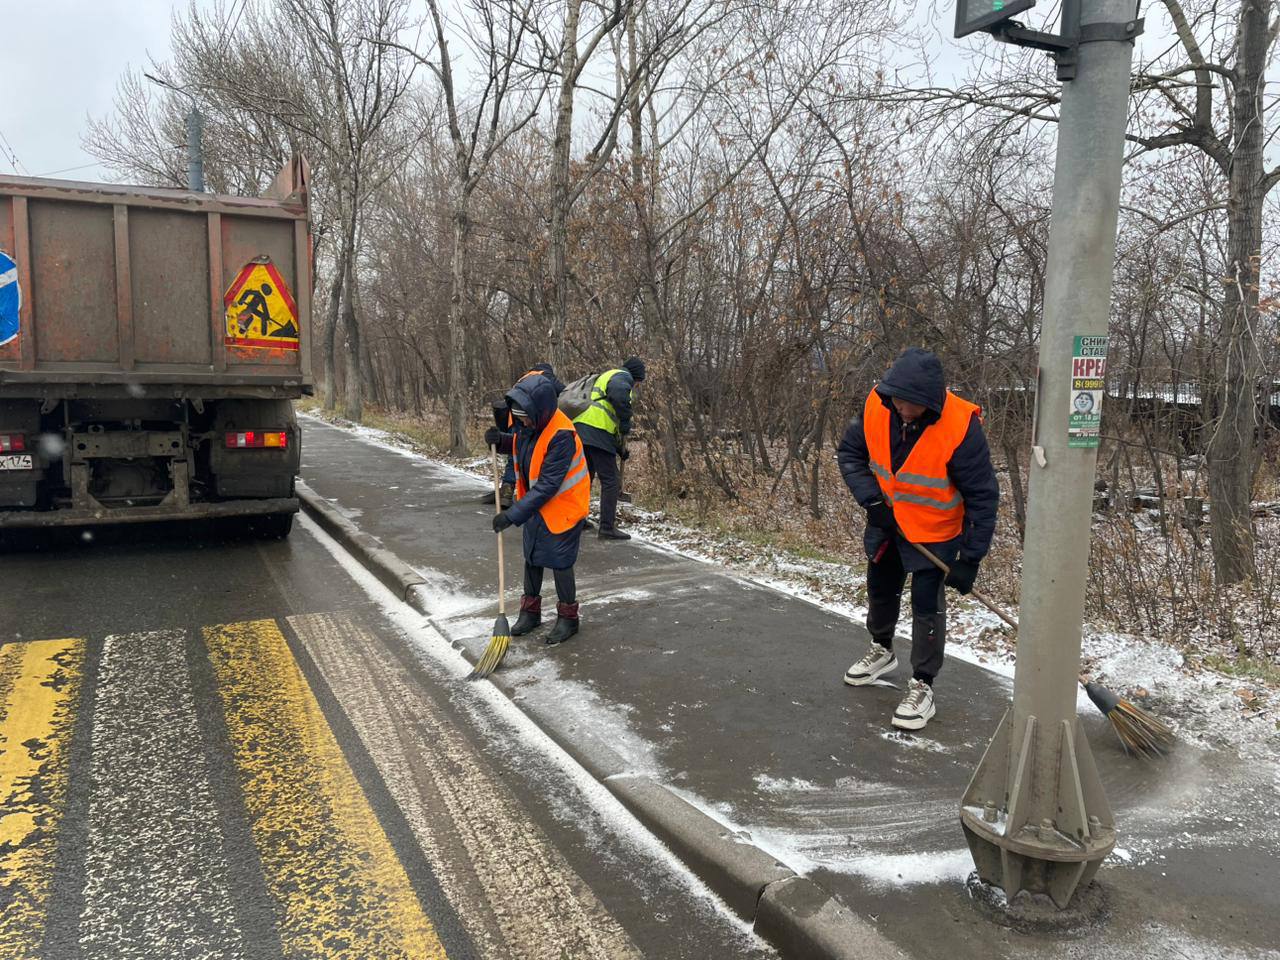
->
<box><xmin>0</xmin><ymin>159</ymin><xmax>311</xmax><ymax>537</ymax></box>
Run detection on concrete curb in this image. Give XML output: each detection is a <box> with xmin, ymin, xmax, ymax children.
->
<box><xmin>296</xmin><ymin>487</ymin><xmax>902</xmax><ymax>960</ymax></box>
<box><xmin>295</xmin><ymin>481</ymin><xmax>426</xmax><ymax>602</ymax></box>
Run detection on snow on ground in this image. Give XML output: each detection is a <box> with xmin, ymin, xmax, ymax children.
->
<box><xmin>668</xmin><ymin>781</ymin><xmax>972</xmax><ymax>889</ymax></box>
<box><xmin>301</xmin><ymin>410</ymin><xmax>1280</xmax><ymax>895</ymax></box>
<box><xmin>296</xmin><ymin>512</ymin><xmax>765</xmax><ymax>945</ymax></box>
<box><xmin>617</xmin><ymin>506</ymin><xmax>1279</xmax><ymax>752</ymax></box>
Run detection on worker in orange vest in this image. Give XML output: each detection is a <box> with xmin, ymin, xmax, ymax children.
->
<box><xmin>837</xmin><ymin>348</ymin><xmax>999</xmax><ymax>731</ymax></box>
<box><xmin>482</xmin><ymin>363</ymin><xmax>565</xmax><ymax>508</ymax></box>
<box><xmin>485</xmin><ymin>372</ymin><xmax>591</xmax><ymax>644</ymax></box>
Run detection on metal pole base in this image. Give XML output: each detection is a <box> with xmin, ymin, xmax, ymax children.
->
<box><xmin>960</xmin><ymin>707</ymin><xmax>1115</xmax><ymax>908</ymax></box>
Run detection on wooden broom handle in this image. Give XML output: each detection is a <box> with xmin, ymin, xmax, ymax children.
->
<box><xmin>492</xmin><ymin>445</ymin><xmax>505</xmax><ymax>616</ymax></box>
<box><xmin>904</xmin><ymin>538</ymin><xmax>1020</xmax><ymax>632</ymax></box>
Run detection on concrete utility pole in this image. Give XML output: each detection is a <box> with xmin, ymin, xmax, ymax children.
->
<box><xmin>186</xmin><ymin>108</ymin><xmax>205</xmax><ymax>193</ymax></box>
<box><xmin>143</xmin><ymin>74</ymin><xmax>205</xmax><ymax>193</ymax></box>
<box><xmin>958</xmin><ymin>0</ymin><xmax>1140</xmax><ymax>908</ymax></box>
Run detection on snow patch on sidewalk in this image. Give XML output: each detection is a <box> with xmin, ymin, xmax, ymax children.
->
<box><xmin>754</xmin><ymin>775</ymin><xmax>821</xmax><ymax>793</ymax></box>
<box><xmin>501</xmin><ymin>656</ymin><xmax>663</xmax><ymax>775</ymax></box>
<box><xmin>848</xmin><ymin>849</ymin><xmax>974</xmax><ymax>889</ymax></box>
<box><xmin>668</xmin><ymin>782</ymin><xmax>969</xmax><ymax>890</ymax></box>
<box><xmin>408</xmin><ymin>567</ymin><xmax>491</xmax><ymax>621</ymax></box>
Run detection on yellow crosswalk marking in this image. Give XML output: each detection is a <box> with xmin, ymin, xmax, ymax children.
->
<box><xmin>203</xmin><ymin>619</ymin><xmax>446</xmax><ymax>960</ymax></box>
<box><xmin>0</xmin><ymin>639</ymin><xmax>85</xmax><ymax>960</ymax></box>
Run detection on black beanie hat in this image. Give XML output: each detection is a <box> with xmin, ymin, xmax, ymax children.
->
<box><xmin>622</xmin><ymin>356</ymin><xmax>646</xmax><ymax>382</ymax></box>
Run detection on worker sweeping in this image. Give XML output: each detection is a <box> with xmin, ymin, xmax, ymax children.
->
<box><xmin>837</xmin><ymin>347</ymin><xmax>999</xmax><ymax>730</ymax></box>
<box><xmin>481</xmin><ymin>363</ymin><xmax>564</xmax><ymax>509</ymax></box>
<box><xmin>571</xmin><ymin>357</ymin><xmax>645</xmax><ymax>540</ymax></box>
<box><xmin>484</xmin><ymin>372</ymin><xmax>590</xmax><ymax>645</ymax></box>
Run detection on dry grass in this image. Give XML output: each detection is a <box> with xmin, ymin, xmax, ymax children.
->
<box><xmin>298</xmin><ymin>399</ymin><xmax>1279</xmax><ymax>686</ymax></box>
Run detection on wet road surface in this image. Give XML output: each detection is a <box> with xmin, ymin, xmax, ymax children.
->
<box><xmin>0</xmin><ymin>519</ymin><xmax>774</xmax><ymax>960</ymax></box>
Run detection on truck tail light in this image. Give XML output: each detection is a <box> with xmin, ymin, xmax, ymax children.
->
<box><xmin>0</xmin><ymin>434</ymin><xmax>25</xmax><ymax>452</ymax></box>
<box><xmin>225</xmin><ymin>430</ymin><xmax>288</xmax><ymax>449</ymax></box>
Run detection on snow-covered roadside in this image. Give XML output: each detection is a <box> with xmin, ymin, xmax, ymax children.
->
<box><xmin>296</xmin><ymin>511</ymin><xmax>767</xmax><ymax>948</ymax></box>
<box><xmin>299</xmin><ymin>410</ymin><xmax>1279</xmax><ymax>754</ymax></box>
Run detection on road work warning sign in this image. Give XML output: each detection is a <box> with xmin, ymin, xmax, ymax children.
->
<box><xmin>224</xmin><ymin>259</ymin><xmax>299</xmax><ymax>350</ymax></box>
<box><xmin>1068</xmin><ymin>335</ymin><xmax>1108</xmax><ymax>448</ymax></box>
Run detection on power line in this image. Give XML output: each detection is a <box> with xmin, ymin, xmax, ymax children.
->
<box><xmin>222</xmin><ymin>0</ymin><xmax>248</xmax><ymax>56</ymax></box>
<box><xmin>0</xmin><ymin>126</ymin><xmax>26</xmax><ymax>175</ymax></box>
<box><xmin>33</xmin><ymin>162</ymin><xmax>101</xmax><ymax>178</ymax></box>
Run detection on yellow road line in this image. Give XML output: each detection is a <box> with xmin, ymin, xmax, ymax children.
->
<box><xmin>0</xmin><ymin>639</ymin><xmax>85</xmax><ymax>960</ymax></box>
<box><xmin>203</xmin><ymin>619</ymin><xmax>446</xmax><ymax>960</ymax></box>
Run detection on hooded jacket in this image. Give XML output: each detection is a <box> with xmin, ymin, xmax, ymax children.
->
<box><xmin>502</xmin><ymin>373</ymin><xmax>584</xmax><ymax>569</ymax></box>
<box><xmin>837</xmin><ymin>348</ymin><xmax>999</xmax><ymax>570</ymax></box>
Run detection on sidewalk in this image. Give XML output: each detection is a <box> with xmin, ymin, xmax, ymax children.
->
<box><xmin>298</xmin><ymin>414</ymin><xmax>1280</xmax><ymax>960</ymax></box>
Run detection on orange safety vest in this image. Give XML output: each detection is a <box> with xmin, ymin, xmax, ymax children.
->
<box><xmin>863</xmin><ymin>388</ymin><xmax>980</xmax><ymax>543</ymax></box>
<box><xmin>513</xmin><ymin>408</ymin><xmax>590</xmax><ymax>533</ymax></box>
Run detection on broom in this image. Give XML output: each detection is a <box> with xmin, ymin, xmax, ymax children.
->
<box><xmin>905</xmin><ymin>538</ymin><xmax>1174</xmax><ymax>759</ymax></box>
<box><xmin>469</xmin><ymin>445</ymin><xmax>511</xmax><ymax>680</ymax></box>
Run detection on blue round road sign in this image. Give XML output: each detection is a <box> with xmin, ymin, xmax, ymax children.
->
<box><xmin>0</xmin><ymin>251</ymin><xmax>19</xmax><ymax>347</ymax></box>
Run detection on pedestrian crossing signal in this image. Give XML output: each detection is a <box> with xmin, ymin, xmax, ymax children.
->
<box><xmin>224</xmin><ymin>259</ymin><xmax>300</xmax><ymax>351</ymax></box>
<box><xmin>955</xmin><ymin>0</ymin><xmax>1036</xmax><ymax>37</ymax></box>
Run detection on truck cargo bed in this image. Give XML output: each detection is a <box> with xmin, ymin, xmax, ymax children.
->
<box><xmin>0</xmin><ymin>167</ymin><xmax>312</xmax><ymax>391</ymax></box>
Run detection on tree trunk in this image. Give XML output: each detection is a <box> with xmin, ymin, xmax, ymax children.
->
<box><xmin>322</xmin><ymin>247</ymin><xmax>346</xmax><ymax>412</ymax></box>
<box><xmin>547</xmin><ymin>0</ymin><xmax>583</xmax><ymax>373</ymax></box>
<box><xmin>447</xmin><ymin>199</ymin><xmax>471</xmax><ymax>457</ymax></box>
<box><xmin>342</xmin><ymin>255</ymin><xmax>363</xmax><ymax>423</ymax></box>
<box><xmin>1205</xmin><ymin>0</ymin><xmax>1270</xmax><ymax>585</ymax></box>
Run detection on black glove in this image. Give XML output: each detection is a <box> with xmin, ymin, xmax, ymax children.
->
<box><xmin>619</xmin><ymin>446</ymin><xmax>631</xmax><ymax>462</ymax></box>
<box><xmin>945</xmin><ymin>558</ymin><xmax>979</xmax><ymax>595</ymax></box>
<box><xmin>483</xmin><ymin>427</ymin><xmax>503</xmax><ymax>448</ymax></box>
<box><xmin>864</xmin><ymin>498</ymin><xmax>896</xmax><ymax>531</ymax></box>
<box><xmin>492</xmin><ymin>511</ymin><xmax>514</xmax><ymax>533</ymax></box>
<box><xmin>491</xmin><ymin>400</ymin><xmax>510</xmax><ymax>429</ymax></box>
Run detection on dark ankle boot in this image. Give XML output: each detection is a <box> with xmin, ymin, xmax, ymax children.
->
<box><xmin>544</xmin><ymin>602</ymin><xmax>579</xmax><ymax>645</ymax></box>
<box><xmin>597</xmin><ymin>526</ymin><xmax>631</xmax><ymax>541</ymax></box>
<box><xmin>511</xmin><ymin>595</ymin><xmax>541</xmax><ymax>636</ymax></box>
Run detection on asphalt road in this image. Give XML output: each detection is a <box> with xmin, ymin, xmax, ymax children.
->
<box><xmin>0</xmin><ymin>519</ymin><xmax>775</xmax><ymax>960</ymax></box>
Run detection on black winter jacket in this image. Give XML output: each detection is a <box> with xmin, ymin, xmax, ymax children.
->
<box><xmin>837</xmin><ymin>348</ymin><xmax>999</xmax><ymax>571</ymax></box>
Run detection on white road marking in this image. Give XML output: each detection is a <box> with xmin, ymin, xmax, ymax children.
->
<box><xmin>79</xmin><ymin>630</ymin><xmax>248</xmax><ymax>960</ymax></box>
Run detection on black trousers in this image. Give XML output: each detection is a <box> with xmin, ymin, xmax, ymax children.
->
<box><xmin>584</xmin><ymin>445</ymin><xmax>621</xmax><ymax>531</ymax></box>
<box><xmin>524</xmin><ymin>562</ymin><xmax>576</xmax><ymax>604</ymax></box>
<box><xmin>865</xmin><ymin>541</ymin><xmax>946</xmax><ymax>684</ymax></box>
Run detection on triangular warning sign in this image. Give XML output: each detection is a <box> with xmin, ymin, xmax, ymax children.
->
<box><xmin>224</xmin><ymin>259</ymin><xmax>299</xmax><ymax>350</ymax></box>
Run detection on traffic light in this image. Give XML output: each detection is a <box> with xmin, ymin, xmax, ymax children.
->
<box><xmin>954</xmin><ymin>0</ymin><xmax>1037</xmax><ymax>37</ymax></box>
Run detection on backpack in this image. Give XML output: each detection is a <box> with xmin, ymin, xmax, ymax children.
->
<box><xmin>557</xmin><ymin>373</ymin><xmax>597</xmax><ymax>420</ymax></box>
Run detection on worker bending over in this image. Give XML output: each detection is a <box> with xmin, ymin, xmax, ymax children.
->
<box><xmin>572</xmin><ymin>357</ymin><xmax>646</xmax><ymax>540</ymax></box>
<box><xmin>837</xmin><ymin>348</ymin><xmax>999</xmax><ymax>730</ymax></box>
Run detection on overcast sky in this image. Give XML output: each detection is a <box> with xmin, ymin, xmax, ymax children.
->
<box><xmin>0</xmin><ymin>0</ymin><xmax>200</xmax><ymax>181</ymax></box>
<box><xmin>0</xmin><ymin>0</ymin><xmax>1190</xmax><ymax>186</ymax></box>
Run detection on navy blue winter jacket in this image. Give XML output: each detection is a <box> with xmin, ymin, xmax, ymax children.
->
<box><xmin>837</xmin><ymin>348</ymin><xmax>999</xmax><ymax>571</ymax></box>
<box><xmin>500</xmin><ymin>374</ymin><xmax>583</xmax><ymax>570</ymax></box>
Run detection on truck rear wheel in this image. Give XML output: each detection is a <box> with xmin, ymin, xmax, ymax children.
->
<box><xmin>246</xmin><ymin>512</ymin><xmax>294</xmax><ymax>540</ymax></box>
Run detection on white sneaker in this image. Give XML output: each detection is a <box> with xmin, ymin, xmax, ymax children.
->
<box><xmin>844</xmin><ymin>642</ymin><xmax>898</xmax><ymax>686</ymax></box>
<box><xmin>892</xmin><ymin>678</ymin><xmax>936</xmax><ymax>730</ymax></box>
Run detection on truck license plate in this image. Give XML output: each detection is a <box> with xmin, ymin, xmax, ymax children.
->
<box><xmin>0</xmin><ymin>454</ymin><xmax>33</xmax><ymax>471</ymax></box>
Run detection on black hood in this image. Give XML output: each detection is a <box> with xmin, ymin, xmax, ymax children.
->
<box><xmin>506</xmin><ymin>372</ymin><xmax>558</xmax><ymax>431</ymax></box>
<box><xmin>875</xmin><ymin>348</ymin><xmax>946</xmax><ymax>414</ymax></box>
